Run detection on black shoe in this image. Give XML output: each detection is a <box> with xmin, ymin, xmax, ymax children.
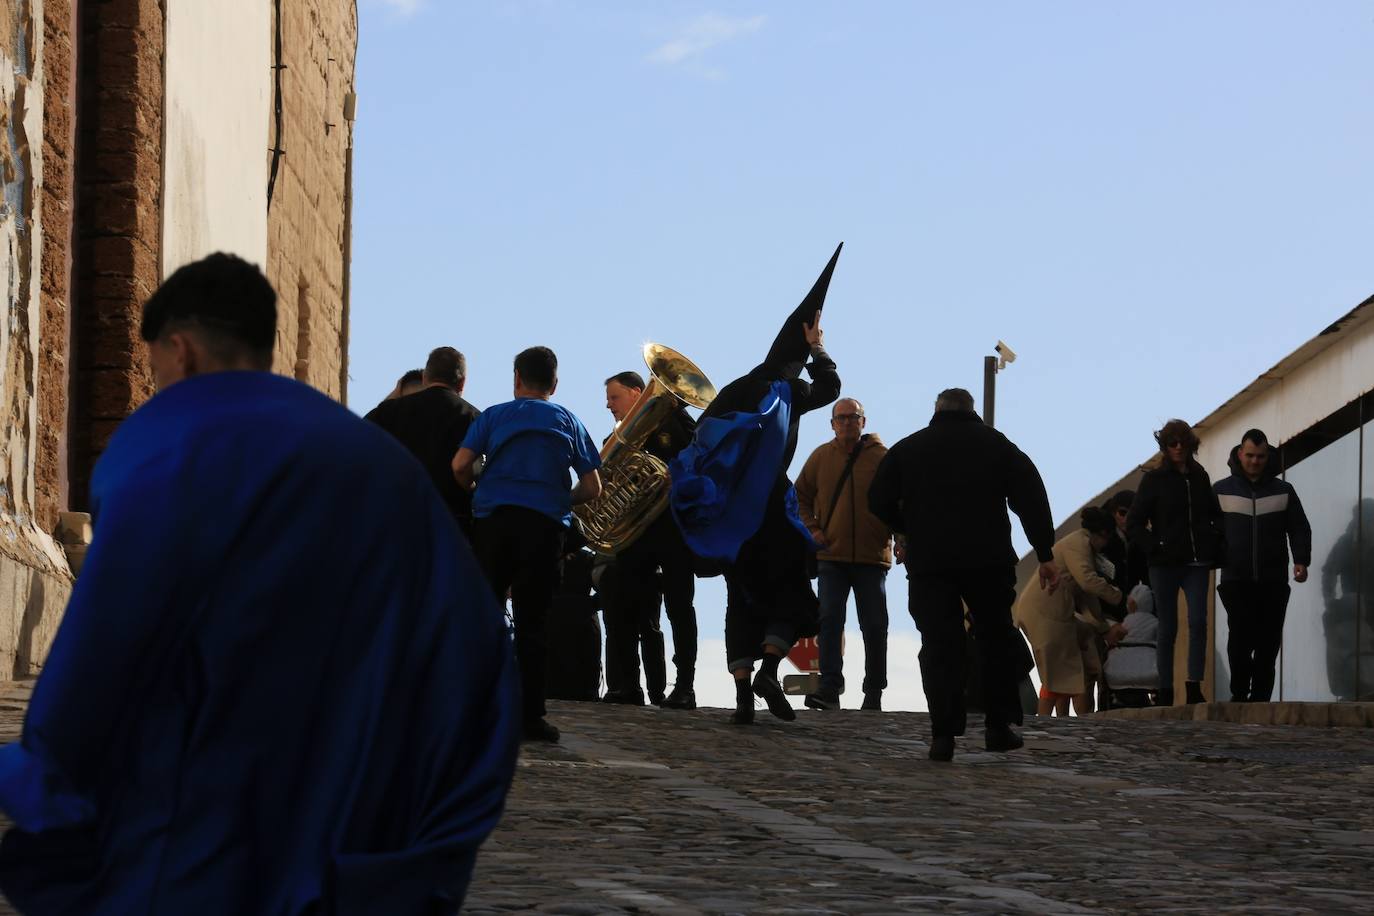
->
<box><xmin>752</xmin><ymin>671</ymin><xmax>797</xmax><ymax>721</ymax></box>
<box><xmin>1185</xmin><ymin>681</ymin><xmax>1206</xmax><ymax>705</ymax></box>
<box><xmin>929</xmin><ymin>736</ymin><xmax>955</xmax><ymax>761</ymax></box>
<box><xmin>861</xmin><ymin>692</ymin><xmax>882</xmax><ymax>711</ymax></box>
<box><xmin>522</xmin><ymin>718</ymin><xmax>561</xmax><ymax>743</ymax></box>
<box><xmin>984</xmin><ymin>724</ymin><xmax>1024</xmax><ymax>753</ymax></box>
<box><xmin>649</xmin><ymin>691</ymin><xmax>666</xmax><ymax>707</ymax></box>
<box><xmin>804</xmin><ymin>689</ymin><xmax>840</xmax><ymax>711</ymax></box>
<box><xmin>730</xmin><ymin>703</ymin><xmax>755</xmax><ymax>725</ymax></box>
<box><xmin>1155</xmin><ymin>688</ymin><xmax>1174</xmax><ymax>707</ymax></box>
<box><xmin>602</xmin><ymin>689</ymin><xmax>645</xmax><ymax>706</ymax></box>
<box><xmin>661</xmin><ymin>686</ymin><xmax>696</xmax><ymax>710</ymax></box>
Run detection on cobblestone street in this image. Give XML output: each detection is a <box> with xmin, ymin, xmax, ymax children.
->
<box><xmin>0</xmin><ymin>686</ymin><xmax>1372</xmax><ymax>913</ymax></box>
<box><xmin>468</xmin><ymin>699</ymin><xmax>1374</xmax><ymax>914</ymax></box>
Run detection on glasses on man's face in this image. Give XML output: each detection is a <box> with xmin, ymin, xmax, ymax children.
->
<box><xmin>1114</xmin><ymin>508</ymin><xmax>1129</xmax><ymax>518</ymax></box>
<box><xmin>1164</xmin><ymin>439</ymin><xmax>1186</xmax><ymax>449</ymax></box>
<box><xmin>833</xmin><ymin>413</ymin><xmax>864</xmax><ymax>423</ymax></box>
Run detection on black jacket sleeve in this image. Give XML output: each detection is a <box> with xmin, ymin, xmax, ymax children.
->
<box><xmin>1125</xmin><ymin>472</ymin><xmax>1157</xmax><ymax>554</ymax></box>
<box><xmin>1287</xmin><ymin>484</ymin><xmax>1313</xmax><ymax>567</ymax></box>
<box><xmin>867</xmin><ymin>444</ymin><xmax>906</xmax><ymax>535</ymax></box>
<box><xmin>789</xmin><ymin>347</ymin><xmax>841</xmax><ymax>415</ymax></box>
<box><xmin>1005</xmin><ymin>444</ymin><xmax>1055</xmax><ymax>563</ymax></box>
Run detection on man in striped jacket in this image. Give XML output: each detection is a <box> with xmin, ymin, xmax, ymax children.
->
<box><xmin>1213</xmin><ymin>429</ymin><xmax>1312</xmax><ymax>702</ymax></box>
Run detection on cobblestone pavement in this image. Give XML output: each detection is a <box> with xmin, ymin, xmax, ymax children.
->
<box><xmin>468</xmin><ymin>699</ymin><xmax>1374</xmax><ymax>914</ymax></box>
<box><xmin>0</xmin><ymin>685</ymin><xmax>1371</xmax><ymax>913</ymax></box>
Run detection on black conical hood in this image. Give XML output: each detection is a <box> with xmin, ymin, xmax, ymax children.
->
<box><xmin>757</xmin><ymin>242</ymin><xmax>843</xmax><ymax>381</ymax></box>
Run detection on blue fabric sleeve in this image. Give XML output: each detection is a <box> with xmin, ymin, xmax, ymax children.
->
<box><xmin>570</xmin><ymin>418</ymin><xmax>601</xmax><ymax>475</ymax></box>
<box><xmin>0</xmin><ymin>447</ymin><xmax>186</xmax><ymax>833</ymax></box>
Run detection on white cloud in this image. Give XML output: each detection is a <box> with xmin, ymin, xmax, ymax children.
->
<box><xmin>647</xmin><ymin>13</ymin><xmax>766</xmax><ymax>67</ymax></box>
<box><xmin>367</xmin><ymin>0</ymin><xmax>425</xmax><ymax>18</ymax></box>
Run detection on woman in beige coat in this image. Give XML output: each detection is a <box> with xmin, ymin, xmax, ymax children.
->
<box><xmin>1015</xmin><ymin>507</ymin><xmax>1122</xmax><ymax>716</ymax></box>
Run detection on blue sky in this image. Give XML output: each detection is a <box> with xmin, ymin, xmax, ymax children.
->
<box><xmin>350</xmin><ymin>1</ymin><xmax>1373</xmax><ymax>710</ymax></box>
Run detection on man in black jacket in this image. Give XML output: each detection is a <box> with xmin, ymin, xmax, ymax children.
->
<box><xmin>365</xmin><ymin>347</ymin><xmax>481</xmax><ymax>536</ymax></box>
<box><xmin>869</xmin><ymin>388</ymin><xmax>1058</xmax><ymax>761</ymax></box>
<box><xmin>1213</xmin><ymin>429</ymin><xmax>1312</xmax><ymax>702</ymax></box>
<box><xmin>601</xmin><ymin>370</ymin><xmax>700</xmax><ymax>709</ymax></box>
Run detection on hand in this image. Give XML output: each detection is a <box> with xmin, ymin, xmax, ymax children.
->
<box><xmin>893</xmin><ymin>541</ymin><xmax>907</xmax><ymax>564</ymax></box>
<box><xmin>804</xmin><ymin>310</ymin><xmax>824</xmax><ymax>350</ymax></box>
<box><xmin>810</xmin><ymin>529</ymin><xmax>830</xmax><ymax>549</ymax></box>
<box><xmin>1038</xmin><ymin>561</ymin><xmax>1060</xmax><ymax>594</ymax></box>
<box><xmin>1293</xmin><ymin>564</ymin><xmax>1308</xmax><ymax>584</ymax></box>
<box><xmin>1105</xmin><ymin>623</ymin><xmax>1127</xmax><ymax>648</ymax></box>
<box><xmin>1127</xmin><ymin>596</ymin><xmax>1138</xmax><ymax>613</ymax></box>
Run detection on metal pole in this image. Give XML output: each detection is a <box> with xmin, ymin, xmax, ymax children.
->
<box><xmin>983</xmin><ymin>355</ymin><xmax>997</xmax><ymax>428</ymax></box>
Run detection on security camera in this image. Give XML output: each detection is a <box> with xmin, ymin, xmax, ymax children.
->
<box><xmin>995</xmin><ymin>340</ymin><xmax>1017</xmax><ymax>369</ymax></box>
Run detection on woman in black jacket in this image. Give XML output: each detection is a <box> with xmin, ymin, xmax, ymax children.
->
<box><xmin>1125</xmin><ymin>419</ymin><xmax>1224</xmax><ymax>706</ymax></box>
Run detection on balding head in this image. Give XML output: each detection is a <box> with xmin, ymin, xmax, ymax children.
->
<box><xmin>830</xmin><ymin>397</ymin><xmax>866</xmax><ymax>446</ymax></box>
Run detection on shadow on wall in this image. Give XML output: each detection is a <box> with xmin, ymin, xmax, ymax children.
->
<box><xmin>1322</xmin><ymin>498</ymin><xmax>1374</xmax><ymax>700</ymax></box>
<box><xmin>14</xmin><ymin>570</ymin><xmax>46</xmax><ymax>678</ymax></box>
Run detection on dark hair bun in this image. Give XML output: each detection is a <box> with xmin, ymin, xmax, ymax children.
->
<box><xmin>1080</xmin><ymin>506</ymin><xmax>1114</xmax><ymax>535</ymax></box>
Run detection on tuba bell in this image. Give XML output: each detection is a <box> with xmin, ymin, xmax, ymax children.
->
<box><xmin>574</xmin><ymin>343</ymin><xmax>715</xmax><ymax>556</ymax></box>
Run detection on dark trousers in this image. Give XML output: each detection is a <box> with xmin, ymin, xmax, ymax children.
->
<box><xmin>472</xmin><ymin>506</ymin><xmax>566</xmax><ymax>723</ymax></box>
<box><xmin>600</xmin><ymin>561</ymin><xmax>666</xmax><ymax>698</ymax></box>
<box><xmin>609</xmin><ymin>514</ymin><xmax>697</xmax><ymax>693</ymax></box>
<box><xmin>908</xmin><ymin>566</ymin><xmax>1023</xmax><ymax>737</ymax></box>
<box><xmin>1218</xmin><ymin>579</ymin><xmax>1290</xmax><ymax>702</ymax></box>
<box><xmin>723</xmin><ymin>508</ymin><xmax>819</xmax><ymax>671</ymax></box>
<box><xmin>1149</xmin><ymin>565</ymin><xmax>1211</xmax><ymax>686</ymax></box>
<box><xmin>817</xmin><ymin>561</ymin><xmax>889</xmax><ymax>695</ymax></box>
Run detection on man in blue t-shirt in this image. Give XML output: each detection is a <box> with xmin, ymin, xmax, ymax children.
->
<box><xmin>454</xmin><ymin>346</ymin><xmax>603</xmax><ymax>743</ymax></box>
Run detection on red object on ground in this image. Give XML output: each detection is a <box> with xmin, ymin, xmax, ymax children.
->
<box><xmin>788</xmin><ymin>637</ymin><xmax>821</xmax><ymax>673</ymax></box>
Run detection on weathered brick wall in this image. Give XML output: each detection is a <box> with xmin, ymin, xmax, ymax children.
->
<box><xmin>68</xmin><ymin>0</ymin><xmax>163</xmax><ymax>511</ymax></box>
<box><xmin>267</xmin><ymin>0</ymin><xmax>357</xmax><ymax>401</ymax></box>
<box><xmin>37</xmin><ymin>0</ymin><xmax>74</xmax><ymax>532</ymax></box>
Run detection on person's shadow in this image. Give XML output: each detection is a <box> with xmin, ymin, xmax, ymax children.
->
<box><xmin>1321</xmin><ymin>498</ymin><xmax>1374</xmax><ymax>700</ymax></box>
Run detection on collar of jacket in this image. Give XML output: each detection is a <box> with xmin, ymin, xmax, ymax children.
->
<box><xmin>929</xmin><ymin>410</ymin><xmax>983</xmax><ymax>426</ymax></box>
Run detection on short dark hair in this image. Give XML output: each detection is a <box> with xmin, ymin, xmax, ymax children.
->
<box><xmin>140</xmin><ymin>253</ymin><xmax>277</xmax><ymax>369</ymax></box>
<box><xmin>1154</xmin><ymin>418</ymin><xmax>1199</xmax><ymax>456</ymax></box>
<box><xmin>423</xmin><ymin>347</ymin><xmax>466</xmax><ymax>387</ymax></box>
<box><xmin>934</xmin><ymin>388</ymin><xmax>975</xmax><ymax>412</ymax></box>
<box><xmin>604</xmin><ymin>371</ymin><xmax>645</xmax><ymax>390</ymax></box>
<box><xmin>1104</xmin><ymin>489</ymin><xmax>1135</xmax><ymax>513</ymax></box>
<box><xmin>1241</xmin><ymin>428</ymin><xmax>1269</xmax><ymax>448</ymax></box>
<box><xmin>1081</xmin><ymin>506</ymin><xmax>1115</xmax><ymax>535</ymax></box>
<box><xmin>398</xmin><ymin>368</ymin><xmax>423</xmax><ymax>388</ymax></box>
<box><xmin>514</xmin><ymin>346</ymin><xmax>557</xmax><ymax>392</ymax></box>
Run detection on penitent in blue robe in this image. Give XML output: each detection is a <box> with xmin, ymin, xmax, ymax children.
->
<box><xmin>669</xmin><ymin>381</ymin><xmax>811</xmax><ymax>564</ymax></box>
<box><xmin>0</xmin><ymin>371</ymin><xmax>520</xmax><ymax>915</ymax></box>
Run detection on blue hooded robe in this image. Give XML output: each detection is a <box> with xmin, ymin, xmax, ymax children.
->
<box><xmin>0</xmin><ymin>371</ymin><xmax>520</xmax><ymax>914</ymax></box>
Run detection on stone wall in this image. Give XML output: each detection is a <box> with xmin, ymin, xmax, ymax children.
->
<box><xmin>68</xmin><ymin>0</ymin><xmax>163</xmax><ymax>511</ymax></box>
<box><xmin>267</xmin><ymin>0</ymin><xmax>357</xmax><ymax>401</ymax></box>
<box><xmin>37</xmin><ymin>0</ymin><xmax>72</xmax><ymax>533</ymax></box>
<box><xmin>0</xmin><ymin>0</ymin><xmax>73</xmax><ymax>678</ymax></box>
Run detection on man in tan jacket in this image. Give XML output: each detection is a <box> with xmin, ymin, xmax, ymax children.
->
<box><xmin>795</xmin><ymin>398</ymin><xmax>894</xmax><ymax>710</ymax></box>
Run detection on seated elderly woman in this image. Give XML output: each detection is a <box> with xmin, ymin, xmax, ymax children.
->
<box><xmin>1103</xmin><ymin>584</ymin><xmax>1161</xmax><ymax>704</ymax></box>
<box><xmin>1015</xmin><ymin>507</ymin><xmax>1123</xmax><ymax>716</ymax></box>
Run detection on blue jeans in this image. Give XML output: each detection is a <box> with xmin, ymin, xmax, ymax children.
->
<box><xmin>1149</xmin><ymin>565</ymin><xmax>1211</xmax><ymax>687</ymax></box>
<box><xmin>817</xmin><ymin>562</ymin><xmax>889</xmax><ymax>695</ymax></box>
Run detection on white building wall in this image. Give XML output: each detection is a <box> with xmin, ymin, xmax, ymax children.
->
<box><xmin>161</xmin><ymin>0</ymin><xmax>271</xmax><ymax>276</ymax></box>
<box><xmin>1197</xmin><ymin>309</ymin><xmax>1374</xmax><ymax>471</ymax></box>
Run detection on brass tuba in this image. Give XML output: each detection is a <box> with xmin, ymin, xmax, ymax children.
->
<box><xmin>575</xmin><ymin>343</ymin><xmax>715</xmax><ymax>556</ymax></box>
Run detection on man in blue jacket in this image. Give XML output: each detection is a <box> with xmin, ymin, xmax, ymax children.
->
<box><xmin>1213</xmin><ymin>428</ymin><xmax>1312</xmax><ymax>702</ymax></box>
<box><xmin>0</xmin><ymin>254</ymin><xmax>520</xmax><ymax>914</ymax></box>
